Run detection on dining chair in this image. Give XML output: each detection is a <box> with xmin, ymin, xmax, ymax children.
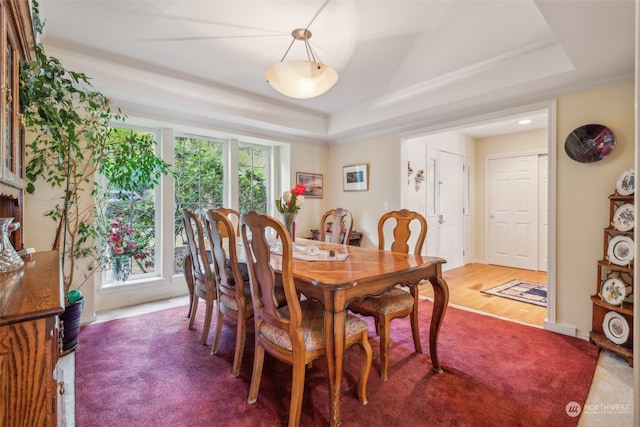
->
<box><xmin>241</xmin><ymin>211</ymin><xmax>372</xmax><ymax>426</ymax></box>
<box><xmin>205</xmin><ymin>208</ymin><xmax>253</xmax><ymax>377</ymax></box>
<box><xmin>182</xmin><ymin>208</ymin><xmax>217</xmax><ymax>345</ymax></box>
<box><xmin>320</xmin><ymin>208</ymin><xmax>354</xmax><ymax>244</ymax></box>
<box><xmin>214</xmin><ymin>207</ymin><xmax>241</xmax><ymax>237</ymax></box>
<box><xmin>348</xmin><ymin>208</ymin><xmax>427</xmax><ymax>381</ymax></box>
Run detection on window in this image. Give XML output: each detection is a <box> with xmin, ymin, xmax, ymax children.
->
<box><xmin>102</xmin><ymin>127</ymin><xmax>161</xmax><ymax>287</ymax></box>
<box><xmin>173</xmin><ymin>135</ymin><xmax>224</xmax><ymax>273</ymax></box>
<box><xmin>98</xmin><ymin>122</ymin><xmax>278</xmax><ymax>288</ymax></box>
<box><xmin>238</xmin><ymin>144</ymin><xmax>268</xmax><ymax>214</ymax></box>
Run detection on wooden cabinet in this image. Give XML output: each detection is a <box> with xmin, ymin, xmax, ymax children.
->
<box><xmin>310</xmin><ymin>229</ymin><xmax>363</xmax><ymax>246</ymax></box>
<box><xmin>589</xmin><ymin>194</ymin><xmax>634</xmax><ymax>366</ymax></box>
<box><xmin>1</xmin><ymin>0</ymin><xmax>33</xmax><ymax>185</ymax></box>
<box><xmin>0</xmin><ymin>251</ymin><xmax>64</xmax><ymax>427</ymax></box>
<box><xmin>0</xmin><ymin>0</ymin><xmax>34</xmax><ymax>251</ymax></box>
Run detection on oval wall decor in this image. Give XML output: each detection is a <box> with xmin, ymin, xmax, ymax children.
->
<box><xmin>564</xmin><ymin>124</ymin><xmax>616</xmax><ymax>163</ymax></box>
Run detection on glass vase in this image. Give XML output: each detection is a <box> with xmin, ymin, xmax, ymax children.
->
<box><xmin>0</xmin><ymin>217</ymin><xmax>23</xmax><ymax>272</ymax></box>
<box><xmin>111</xmin><ymin>255</ymin><xmax>131</xmax><ymax>285</ymax></box>
<box><xmin>281</xmin><ymin>212</ymin><xmax>297</xmax><ymax>241</ymax></box>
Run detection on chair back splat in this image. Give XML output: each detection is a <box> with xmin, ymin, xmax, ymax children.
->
<box><xmin>214</xmin><ymin>207</ymin><xmax>241</xmax><ymax>237</ymax></box>
<box><xmin>378</xmin><ymin>208</ymin><xmax>427</xmax><ymax>255</ymax></box>
<box><xmin>320</xmin><ymin>208</ymin><xmax>354</xmax><ymax>244</ymax></box>
<box><xmin>241</xmin><ymin>210</ymin><xmax>372</xmax><ymax>426</ymax></box>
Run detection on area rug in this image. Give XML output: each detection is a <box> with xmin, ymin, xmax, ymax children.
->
<box><xmin>75</xmin><ymin>300</ymin><xmax>597</xmax><ymax>426</ymax></box>
<box><xmin>481</xmin><ymin>279</ymin><xmax>547</xmax><ymax>307</ymax></box>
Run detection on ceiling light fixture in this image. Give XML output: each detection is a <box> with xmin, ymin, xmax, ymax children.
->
<box><xmin>265</xmin><ymin>28</ymin><xmax>338</xmax><ymax>99</ymax></box>
<box><xmin>518</xmin><ymin>119</ymin><xmax>532</xmax><ymax>125</ymax></box>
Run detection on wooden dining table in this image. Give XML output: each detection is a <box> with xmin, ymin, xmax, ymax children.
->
<box><xmin>266</xmin><ymin>238</ymin><xmax>450</xmax><ymax>427</ymax></box>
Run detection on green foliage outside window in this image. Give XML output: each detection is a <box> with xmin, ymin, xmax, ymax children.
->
<box><xmin>172</xmin><ymin>139</ymin><xmax>268</xmax><ymax>274</ymax></box>
<box><xmin>238</xmin><ymin>145</ymin><xmax>268</xmax><ymax>214</ymax></box>
<box><xmin>174</xmin><ymin>136</ymin><xmax>224</xmax><ymax>245</ymax></box>
<box><xmin>99</xmin><ymin>128</ymin><xmax>161</xmax><ymax>278</ymax></box>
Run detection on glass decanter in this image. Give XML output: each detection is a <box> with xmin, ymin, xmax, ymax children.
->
<box><xmin>0</xmin><ymin>217</ymin><xmax>24</xmax><ymax>272</ymax></box>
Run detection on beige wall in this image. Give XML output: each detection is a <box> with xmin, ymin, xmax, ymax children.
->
<box><xmin>555</xmin><ymin>81</ymin><xmax>634</xmax><ymax>335</ymax></box>
<box><xmin>473</xmin><ymin>129</ymin><xmax>548</xmax><ymax>262</ymax></box>
<box><xmin>323</xmin><ymin>81</ymin><xmax>634</xmax><ymax>338</ymax></box>
<box><xmin>285</xmin><ymin>141</ymin><xmax>330</xmax><ymax>237</ymax></box>
<box><xmin>325</xmin><ymin>135</ymin><xmax>401</xmax><ymax>247</ymax></box>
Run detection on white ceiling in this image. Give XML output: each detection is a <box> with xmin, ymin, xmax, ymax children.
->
<box><xmin>36</xmin><ymin>0</ymin><xmax>635</xmax><ymax>143</ymax></box>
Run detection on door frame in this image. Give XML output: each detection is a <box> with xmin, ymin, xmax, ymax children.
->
<box><xmin>400</xmin><ymin>99</ymin><xmax>559</xmax><ymax>330</ymax></box>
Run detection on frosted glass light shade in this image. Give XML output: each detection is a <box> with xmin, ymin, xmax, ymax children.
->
<box><xmin>265</xmin><ymin>60</ymin><xmax>338</xmax><ymax>99</ymax></box>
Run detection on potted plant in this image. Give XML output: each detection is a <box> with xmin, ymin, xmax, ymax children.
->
<box><xmin>20</xmin><ymin>1</ymin><xmax>171</xmax><ymax>353</ymax></box>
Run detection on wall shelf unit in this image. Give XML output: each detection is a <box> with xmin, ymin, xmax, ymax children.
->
<box><xmin>589</xmin><ymin>193</ymin><xmax>634</xmax><ymax>366</ymax></box>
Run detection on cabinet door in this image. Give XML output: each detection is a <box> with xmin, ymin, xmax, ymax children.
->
<box><xmin>1</xmin><ymin>9</ymin><xmax>23</xmax><ymax>185</ymax></box>
<box><xmin>0</xmin><ymin>331</ymin><xmax>7</xmax><ymax>425</ymax></box>
<box><xmin>0</xmin><ymin>318</ymin><xmax>56</xmax><ymax>426</ymax></box>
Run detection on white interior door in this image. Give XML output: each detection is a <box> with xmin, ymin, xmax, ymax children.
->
<box><xmin>437</xmin><ymin>151</ymin><xmax>464</xmax><ymax>270</ymax></box>
<box><xmin>487</xmin><ymin>155</ymin><xmax>538</xmax><ymax>270</ymax></box>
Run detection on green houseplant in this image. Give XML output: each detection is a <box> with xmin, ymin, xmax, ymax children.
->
<box><xmin>20</xmin><ymin>1</ymin><xmax>171</xmax><ymax>352</ymax></box>
<box><xmin>21</xmin><ymin>47</ymin><xmax>172</xmax><ymax>297</ymax></box>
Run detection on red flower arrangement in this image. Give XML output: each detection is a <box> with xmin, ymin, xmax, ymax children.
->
<box><xmin>275</xmin><ymin>183</ymin><xmax>306</xmax><ymax>214</ymax></box>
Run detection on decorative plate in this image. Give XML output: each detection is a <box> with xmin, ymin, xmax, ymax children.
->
<box><xmin>600</xmin><ymin>278</ymin><xmax>627</xmax><ymax>305</ymax></box>
<box><xmin>611</xmin><ymin>203</ymin><xmax>634</xmax><ymax>231</ymax></box>
<box><xmin>607</xmin><ymin>235</ymin><xmax>634</xmax><ymax>266</ymax></box>
<box><xmin>564</xmin><ymin>124</ymin><xmax>616</xmax><ymax>163</ymax></box>
<box><xmin>616</xmin><ymin>168</ymin><xmax>635</xmax><ymax>196</ymax></box>
<box><xmin>602</xmin><ymin>311</ymin><xmax>629</xmax><ymax>345</ymax></box>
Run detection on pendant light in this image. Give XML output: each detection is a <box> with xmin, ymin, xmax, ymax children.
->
<box><xmin>265</xmin><ymin>28</ymin><xmax>338</xmax><ymax>99</ymax></box>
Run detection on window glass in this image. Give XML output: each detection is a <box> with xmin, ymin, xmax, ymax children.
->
<box><xmin>101</xmin><ymin>127</ymin><xmax>160</xmax><ymax>287</ymax></box>
<box><xmin>173</xmin><ymin>135</ymin><xmax>224</xmax><ymax>273</ymax></box>
<box><xmin>5</xmin><ymin>40</ymin><xmax>12</xmax><ymax>174</ymax></box>
<box><xmin>238</xmin><ymin>144</ymin><xmax>268</xmax><ymax>214</ymax></box>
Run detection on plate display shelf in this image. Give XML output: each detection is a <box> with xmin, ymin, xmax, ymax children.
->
<box><xmin>590</xmin><ymin>193</ymin><xmax>634</xmax><ymax>366</ymax></box>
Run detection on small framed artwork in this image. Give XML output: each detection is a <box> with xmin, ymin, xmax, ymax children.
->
<box><xmin>343</xmin><ymin>164</ymin><xmax>368</xmax><ymax>191</ymax></box>
<box><xmin>296</xmin><ymin>172</ymin><xmax>323</xmax><ymax>198</ymax></box>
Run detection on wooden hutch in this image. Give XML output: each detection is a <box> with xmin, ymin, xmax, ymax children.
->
<box><xmin>0</xmin><ymin>1</ymin><xmax>65</xmax><ymax>426</ymax></box>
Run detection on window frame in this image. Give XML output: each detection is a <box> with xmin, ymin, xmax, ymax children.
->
<box><xmin>99</xmin><ymin>124</ymin><xmax>164</xmax><ymax>289</ymax></box>
<box><xmin>97</xmin><ymin>120</ymin><xmax>282</xmax><ymax>294</ymax></box>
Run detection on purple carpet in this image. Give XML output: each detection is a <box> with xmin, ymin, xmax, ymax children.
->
<box><xmin>75</xmin><ymin>300</ymin><xmax>598</xmax><ymax>426</ymax></box>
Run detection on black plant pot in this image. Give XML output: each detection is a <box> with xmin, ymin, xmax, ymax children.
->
<box><xmin>59</xmin><ymin>296</ymin><xmax>84</xmax><ymax>355</ymax></box>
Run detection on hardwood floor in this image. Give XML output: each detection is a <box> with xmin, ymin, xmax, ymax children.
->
<box><xmin>419</xmin><ymin>263</ymin><xmax>548</xmax><ymax>327</ymax></box>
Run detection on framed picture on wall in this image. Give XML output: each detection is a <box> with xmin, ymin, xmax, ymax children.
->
<box><xmin>296</xmin><ymin>172</ymin><xmax>323</xmax><ymax>198</ymax></box>
<box><xmin>343</xmin><ymin>164</ymin><xmax>368</xmax><ymax>191</ymax></box>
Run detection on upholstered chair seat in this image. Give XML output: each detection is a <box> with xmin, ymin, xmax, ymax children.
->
<box><xmin>352</xmin><ymin>288</ymin><xmax>414</xmax><ymax>315</ymax></box>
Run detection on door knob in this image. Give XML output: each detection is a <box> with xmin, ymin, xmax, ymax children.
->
<box><xmin>439</xmin><ymin>214</ymin><xmax>445</xmax><ymax>224</ymax></box>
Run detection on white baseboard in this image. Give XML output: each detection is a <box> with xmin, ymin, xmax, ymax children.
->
<box><xmin>544</xmin><ymin>320</ymin><xmax>580</xmax><ymax>338</ymax></box>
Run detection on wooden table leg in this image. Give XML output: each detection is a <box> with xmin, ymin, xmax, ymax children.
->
<box><xmin>427</xmin><ymin>270</ymin><xmax>450</xmax><ymax>373</ymax></box>
<box><xmin>325</xmin><ymin>305</ymin><xmax>346</xmax><ymax>427</ymax></box>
